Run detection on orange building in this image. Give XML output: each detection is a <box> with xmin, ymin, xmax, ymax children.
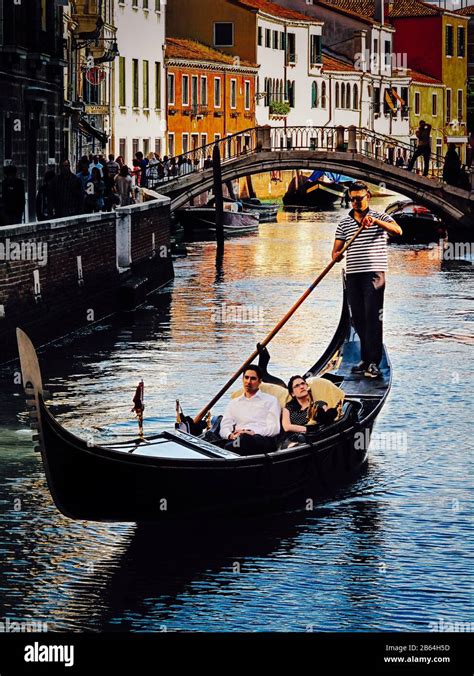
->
<box><xmin>165</xmin><ymin>38</ymin><xmax>258</xmax><ymax>157</ymax></box>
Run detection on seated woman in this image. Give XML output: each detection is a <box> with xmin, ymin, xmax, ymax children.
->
<box><xmin>282</xmin><ymin>375</ymin><xmax>337</xmax><ymax>440</ymax></box>
<box><xmin>282</xmin><ymin>375</ymin><xmax>318</xmax><ymax>435</ymax></box>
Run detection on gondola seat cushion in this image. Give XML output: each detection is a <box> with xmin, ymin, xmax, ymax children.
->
<box><xmin>230</xmin><ymin>378</ymin><xmax>344</xmax><ymax>410</ymax></box>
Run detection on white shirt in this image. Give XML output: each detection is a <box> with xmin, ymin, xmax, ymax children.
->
<box><xmin>220</xmin><ymin>390</ymin><xmax>281</xmax><ymax>439</ymax></box>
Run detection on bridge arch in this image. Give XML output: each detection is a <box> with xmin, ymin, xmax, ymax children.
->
<box><xmin>157</xmin><ymin>150</ymin><xmax>473</xmax><ymax>230</ymax></box>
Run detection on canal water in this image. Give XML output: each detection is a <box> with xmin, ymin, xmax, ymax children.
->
<box><xmin>0</xmin><ymin>198</ymin><xmax>472</xmax><ymax>632</ymax></box>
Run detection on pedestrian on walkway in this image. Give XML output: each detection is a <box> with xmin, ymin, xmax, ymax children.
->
<box><xmin>443</xmin><ymin>143</ymin><xmax>462</xmax><ymax>187</ymax></box>
<box><xmin>76</xmin><ymin>164</ymin><xmax>92</xmax><ymax>192</ymax></box>
<box><xmin>332</xmin><ymin>181</ymin><xmax>402</xmax><ymax>379</ymax></box>
<box><xmin>1</xmin><ymin>165</ymin><xmax>25</xmax><ymax>226</ymax></box>
<box><xmin>35</xmin><ymin>169</ymin><xmax>55</xmax><ymax>221</ymax></box>
<box><xmin>115</xmin><ymin>165</ymin><xmax>134</xmax><ymax>206</ymax></box>
<box><xmin>84</xmin><ymin>167</ymin><xmax>105</xmax><ymax>213</ymax></box>
<box><xmin>88</xmin><ymin>154</ymin><xmax>104</xmax><ymax>177</ymax></box>
<box><xmin>135</xmin><ymin>151</ymin><xmax>148</xmax><ymax>188</ymax></box>
<box><xmin>106</xmin><ymin>154</ymin><xmax>120</xmax><ymax>182</ymax></box>
<box><xmin>50</xmin><ymin>160</ymin><xmax>84</xmax><ymax>218</ymax></box>
<box><xmin>407</xmin><ymin>121</ymin><xmax>432</xmax><ymax>177</ymax></box>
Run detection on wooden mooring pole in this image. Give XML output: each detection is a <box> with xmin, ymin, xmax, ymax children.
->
<box><xmin>213</xmin><ymin>143</ymin><xmax>224</xmax><ymax>249</ymax></box>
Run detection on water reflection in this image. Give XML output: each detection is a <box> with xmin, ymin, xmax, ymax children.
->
<box><xmin>0</xmin><ymin>201</ymin><xmax>472</xmax><ymax>632</ymax></box>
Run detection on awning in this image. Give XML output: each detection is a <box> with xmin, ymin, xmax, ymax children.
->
<box><xmin>446</xmin><ymin>136</ymin><xmax>468</xmax><ymax>143</ymax></box>
<box><xmin>77</xmin><ymin>116</ymin><xmax>108</xmax><ymax>147</ymax></box>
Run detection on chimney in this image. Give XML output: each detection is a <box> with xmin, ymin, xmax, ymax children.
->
<box><xmin>374</xmin><ymin>0</ymin><xmax>384</xmax><ymax>23</ymax></box>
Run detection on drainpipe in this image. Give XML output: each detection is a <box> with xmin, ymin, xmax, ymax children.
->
<box><xmin>323</xmin><ymin>72</ymin><xmax>333</xmax><ymax>127</ymax></box>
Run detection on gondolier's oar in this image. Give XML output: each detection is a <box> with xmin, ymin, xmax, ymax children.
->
<box><xmin>193</xmin><ymin>223</ymin><xmax>365</xmax><ymax>424</ymax></box>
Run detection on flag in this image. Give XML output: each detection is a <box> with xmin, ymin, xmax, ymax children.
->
<box><xmin>392</xmin><ymin>88</ymin><xmax>405</xmax><ymax>106</ymax></box>
<box><xmin>385</xmin><ymin>89</ymin><xmax>397</xmax><ymax>113</ymax></box>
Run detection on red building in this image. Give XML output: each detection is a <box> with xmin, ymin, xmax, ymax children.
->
<box><xmin>165</xmin><ymin>38</ymin><xmax>258</xmax><ymax>157</ymax></box>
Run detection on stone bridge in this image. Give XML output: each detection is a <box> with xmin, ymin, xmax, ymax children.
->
<box><xmin>152</xmin><ymin>126</ymin><xmax>473</xmax><ymax>230</ymax></box>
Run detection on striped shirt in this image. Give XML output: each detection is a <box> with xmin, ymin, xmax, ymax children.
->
<box><xmin>335</xmin><ymin>209</ymin><xmax>395</xmax><ymax>274</ymax></box>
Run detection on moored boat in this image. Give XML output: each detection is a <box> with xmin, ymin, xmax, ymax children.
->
<box><xmin>283</xmin><ymin>171</ymin><xmax>346</xmax><ymax>208</ymax></box>
<box><xmin>177</xmin><ymin>206</ymin><xmax>259</xmax><ymax>242</ymax></box>
<box><xmin>17</xmin><ymin>286</ymin><xmax>392</xmax><ymax>523</ymax></box>
<box><xmin>385</xmin><ymin>199</ymin><xmax>446</xmax><ymax>244</ymax></box>
<box><xmin>241</xmin><ymin>197</ymin><xmax>280</xmax><ymax>223</ymax></box>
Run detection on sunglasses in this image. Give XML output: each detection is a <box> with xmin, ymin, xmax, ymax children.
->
<box><xmin>350</xmin><ymin>194</ymin><xmax>368</xmax><ymax>202</ymax></box>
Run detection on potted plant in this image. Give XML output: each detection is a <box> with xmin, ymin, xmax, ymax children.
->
<box><xmin>269</xmin><ymin>100</ymin><xmax>290</xmax><ymax>118</ymax></box>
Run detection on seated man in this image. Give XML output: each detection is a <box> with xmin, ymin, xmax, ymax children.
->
<box><xmin>220</xmin><ymin>365</ymin><xmax>281</xmax><ymax>455</ymax></box>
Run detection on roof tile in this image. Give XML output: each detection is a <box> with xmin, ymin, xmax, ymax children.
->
<box><xmin>165</xmin><ymin>38</ymin><xmax>257</xmax><ymax>68</ymax></box>
<box><xmin>231</xmin><ymin>0</ymin><xmax>317</xmax><ymax>21</ymax></box>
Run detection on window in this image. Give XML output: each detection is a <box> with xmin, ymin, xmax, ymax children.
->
<box><xmin>143</xmin><ymin>139</ymin><xmax>150</xmax><ymax>156</ymax></box>
<box><xmin>265</xmin><ymin>29</ymin><xmax>271</xmax><ymax>48</ymax></box>
<box><xmin>373</xmin><ymin>86</ymin><xmax>380</xmax><ymax>114</ymax></box>
<box><xmin>384</xmin><ymin>40</ymin><xmax>391</xmax><ymax>68</ymax></box>
<box><xmin>191</xmin><ymin>75</ymin><xmax>198</xmax><ymax>107</ymax></box>
<box><xmin>346</xmin><ymin>83</ymin><xmax>351</xmax><ymax>109</ymax></box>
<box><xmin>310</xmin><ymin>35</ymin><xmax>322</xmax><ymax>65</ymax></box>
<box><xmin>40</xmin><ymin>0</ymin><xmax>47</xmax><ymax>31</ymax></box>
<box><xmin>201</xmin><ymin>134</ymin><xmax>207</xmax><ymax>148</ymax></box>
<box><xmin>414</xmin><ymin>91</ymin><xmax>420</xmax><ymax>115</ymax></box>
<box><xmin>167</xmin><ymin>133</ymin><xmax>174</xmax><ymax>157</ymax></box>
<box><xmin>353</xmin><ymin>83</ymin><xmax>358</xmax><ymax>110</ymax></box>
<box><xmin>335</xmin><ymin>82</ymin><xmax>340</xmax><ymax>108</ymax></box>
<box><xmin>132</xmin><ymin>59</ymin><xmax>139</xmax><ymax>107</ymax></box>
<box><xmin>214</xmin><ymin>77</ymin><xmax>221</xmax><ymax>107</ymax></box>
<box><xmin>132</xmin><ymin>0</ymin><xmax>138</xmax><ymax>7</ymax></box>
<box><xmin>286</xmin><ymin>80</ymin><xmax>295</xmax><ymax>107</ymax></box>
<box><xmin>373</xmin><ymin>38</ymin><xmax>379</xmax><ymax>67</ymax></box>
<box><xmin>143</xmin><ymin>60</ymin><xmax>149</xmax><ymax>108</ymax></box>
<box><xmin>155</xmin><ymin>138</ymin><xmax>162</xmax><ymax>156</ymax></box>
<box><xmin>201</xmin><ymin>76</ymin><xmax>208</xmax><ymax>107</ymax></box>
<box><xmin>143</xmin><ymin>0</ymin><xmax>148</xmax><ymax>8</ymax></box>
<box><xmin>311</xmin><ymin>81</ymin><xmax>318</xmax><ymax>108</ymax></box>
<box><xmin>214</xmin><ymin>22</ymin><xmax>233</xmax><ymax>47</ymax></box>
<box><xmin>401</xmin><ymin>86</ymin><xmax>409</xmax><ymax>118</ymax></box>
<box><xmin>258</xmin><ymin>27</ymin><xmax>262</xmax><ymax>46</ymax></box>
<box><xmin>230</xmin><ymin>79</ymin><xmax>237</xmax><ymax>108</ymax></box>
<box><xmin>167</xmin><ymin>72</ymin><xmax>175</xmax><ymax>105</ymax></box>
<box><xmin>446</xmin><ymin>25</ymin><xmax>453</xmax><ymax>56</ymax></box>
<box><xmin>287</xmin><ymin>32</ymin><xmax>296</xmax><ymax>63</ymax></box>
<box><xmin>457</xmin><ymin>89</ymin><xmax>463</xmax><ymax>120</ymax></box>
<box><xmin>182</xmin><ymin>74</ymin><xmax>189</xmax><ymax>105</ymax></box>
<box><xmin>321</xmin><ymin>81</ymin><xmax>326</xmax><ymax>108</ymax></box>
<box><xmin>48</xmin><ymin>118</ymin><xmax>55</xmax><ymax>160</ymax></box>
<box><xmin>340</xmin><ymin>82</ymin><xmax>345</xmax><ymax>108</ymax></box>
<box><xmin>182</xmin><ymin>133</ymin><xmax>189</xmax><ymax>155</ymax></box>
<box><xmin>119</xmin><ymin>138</ymin><xmax>126</xmax><ymax>163</ymax></box>
<box><xmin>280</xmin><ymin>32</ymin><xmax>286</xmax><ymax>50</ymax></box>
<box><xmin>155</xmin><ymin>62</ymin><xmax>161</xmax><ymax>109</ymax></box>
<box><xmin>132</xmin><ymin>138</ymin><xmax>139</xmax><ymax>157</ymax></box>
<box><xmin>446</xmin><ymin>89</ymin><xmax>452</xmax><ymax>123</ymax></box>
<box><xmin>458</xmin><ymin>26</ymin><xmax>465</xmax><ymax>57</ymax></box>
<box><xmin>432</xmin><ymin>92</ymin><xmax>437</xmax><ymax>116</ymax></box>
<box><xmin>244</xmin><ymin>80</ymin><xmax>251</xmax><ymax>110</ymax></box>
<box><xmin>119</xmin><ymin>56</ymin><xmax>126</xmax><ymax>107</ymax></box>
<box><xmin>155</xmin><ymin>0</ymin><xmax>161</xmax><ymax>11</ymax></box>
<box><xmin>273</xmin><ymin>30</ymin><xmax>279</xmax><ymax>49</ymax></box>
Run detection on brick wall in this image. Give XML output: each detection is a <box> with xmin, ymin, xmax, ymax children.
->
<box><xmin>0</xmin><ymin>196</ymin><xmax>173</xmax><ymax>359</ymax></box>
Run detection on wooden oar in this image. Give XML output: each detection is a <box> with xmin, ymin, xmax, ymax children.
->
<box><xmin>193</xmin><ymin>223</ymin><xmax>364</xmax><ymax>424</ymax></box>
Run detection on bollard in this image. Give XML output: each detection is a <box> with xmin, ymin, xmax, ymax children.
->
<box><xmin>336</xmin><ymin>125</ymin><xmax>345</xmax><ymax>151</ymax></box>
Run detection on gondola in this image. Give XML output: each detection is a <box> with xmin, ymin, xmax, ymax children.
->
<box><xmin>385</xmin><ymin>199</ymin><xmax>446</xmax><ymax>244</ymax></box>
<box><xmin>177</xmin><ymin>206</ymin><xmax>259</xmax><ymax>242</ymax></box>
<box><xmin>282</xmin><ymin>171</ymin><xmax>346</xmax><ymax>208</ymax></box>
<box><xmin>17</xmin><ymin>287</ymin><xmax>391</xmax><ymax>523</ymax></box>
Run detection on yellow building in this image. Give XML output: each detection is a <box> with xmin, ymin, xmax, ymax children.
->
<box><xmin>405</xmin><ymin>69</ymin><xmax>446</xmax><ymax>170</ymax></box>
<box><xmin>390</xmin><ymin>0</ymin><xmax>469</xmax><ymax>162</ymax></box>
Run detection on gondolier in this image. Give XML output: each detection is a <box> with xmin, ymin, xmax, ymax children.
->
<box><xmin>332</xmin><ymin>181</ymin><xmax>402</xmax><ymax>379</ymax></box>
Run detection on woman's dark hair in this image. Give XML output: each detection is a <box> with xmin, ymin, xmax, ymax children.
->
<box><xmin>91</xmin><ymin>167</ymin><xmax>101</xmax><ymax>180</ymax></box>
<box><xmin>119</xmin><ymin>165</ymin><xmax>129</xmax><ymax>177</ymax></box>
<box><xmin>243</xmin><ymin>364</ymin><xmax>263</xmax><ymax>380</ymax></box>
<box><xmin>287</xmin><ymin>375</ymin><xmax>307</xmax><ymax>395</ymax></box>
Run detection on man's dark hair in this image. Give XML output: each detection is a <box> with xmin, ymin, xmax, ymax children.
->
<box><xmin>4</xmin><ymin>165</ymin><xmax>17</xmax><ymax>177</ymax></box>
<box><xmin>243</xmin><ymin>364</ymin><xmax>263</xmax><ymax>380</ymax></box>
<box><xmin>348</xmin><ymin>180</ymin><xmax>369</xmax><ymax>194</ymax></box>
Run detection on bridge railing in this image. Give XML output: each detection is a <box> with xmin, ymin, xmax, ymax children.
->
<box><xmin>147</xmin><ymin>128</ymin><xmax>258</xmax><ymax>188</ymax></box>
<box><xmin>148</xmin><ymin>125</ymin><xmax>446</xmax><ymax>190</ymax></box>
